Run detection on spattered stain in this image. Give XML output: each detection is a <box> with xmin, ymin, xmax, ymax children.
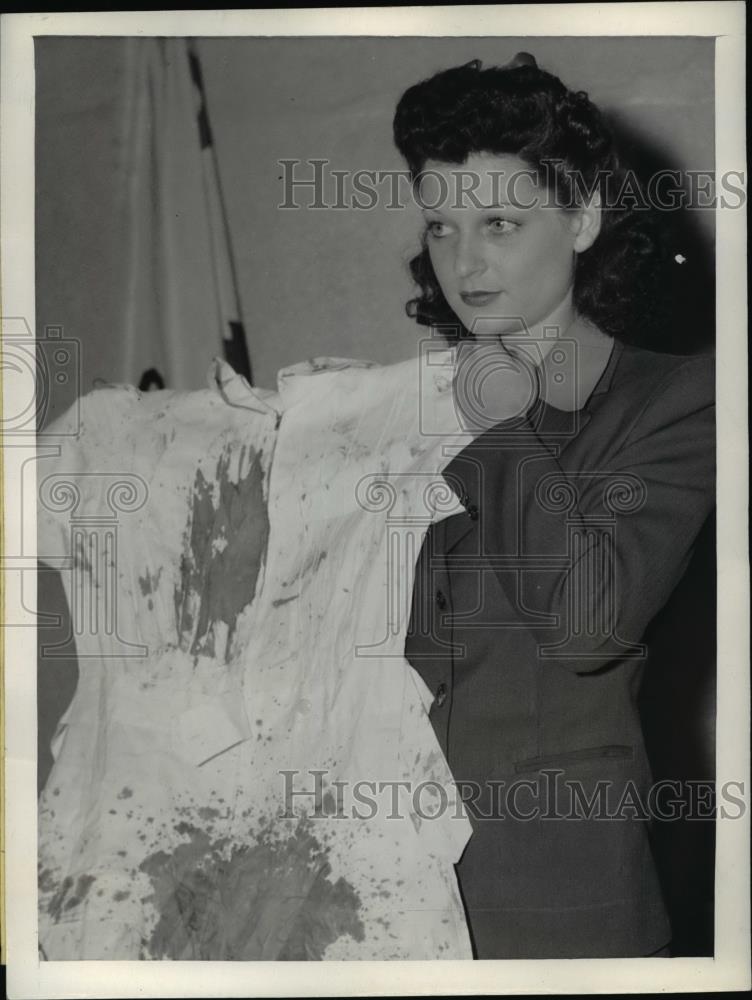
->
<box><xmin>38</xmin><ymin>866</ymin><xmax>57</xmax><ymax>894</ymax></box>
<box><xmin>73</xmin><ymin>536</ymin><xmax>93</xmax><ymax>574</ymax></box>
<box><xmin>173</xmin><ymin>446</ymin><xmax>270</xmax><ymax>661</ymax></box>
<box><xmin>138</xmin><ymin>567</ymin><xmax>162</xmax><ymax>596</ymax></box>
<box><xmin>138</xmin><ymin>818</ymin><xmax>364</xmax><ymax>960</ymax></box>
<box><xmin>45</xmin><ymin>872</ymin><xmax>96</xmax><ymax>921</ymax></box>
<box><xmin>271</xmin><ymin>594</ymin><xmax>299</xmax><ymax>608</ymax></box>
<box><xmin>196</xmin><ymin>806</ymin><xmax>220</xmax><ymax>822</ymax></box>
<box><xmin>280</xmin><ymin>550</ymin><xmax>327</xmax><ymax>591</ymax></box>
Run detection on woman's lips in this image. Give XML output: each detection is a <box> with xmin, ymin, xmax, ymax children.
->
<box><xmin>459</xmin><ymin>290</ymin><xmax>501</xmax><ymax>306</ymax></box>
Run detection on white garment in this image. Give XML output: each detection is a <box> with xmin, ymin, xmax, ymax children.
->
<box><xmin>37</xmin><ymin>350</ymin><xmax>475</xmax><ymax>960</ymax></box>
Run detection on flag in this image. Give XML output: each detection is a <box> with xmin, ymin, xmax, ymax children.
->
<box><xmin>122</xmin><ymin>38</ymin><xmax>252</xmax><ymax>390</ymax></box>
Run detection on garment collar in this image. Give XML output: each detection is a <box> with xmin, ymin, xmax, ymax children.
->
<box><xmin>438</xmin><ymin>336</ymin><xmax>624</xmax><ymax>542</ymax></box>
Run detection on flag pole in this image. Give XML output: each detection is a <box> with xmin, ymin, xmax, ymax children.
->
<box><xmin>186</xmin><ymin>38</ymin><xmax>254</xmax><ymax>385</ymax></box>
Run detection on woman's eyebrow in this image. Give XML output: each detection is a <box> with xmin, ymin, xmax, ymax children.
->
<box><xmin>420</xmin><ymin>201</ymin><xmax>514</xmax><ymax>212</ymax></box>
<box><xmin>477</xmin><ymin>200</ymin><xmax>514</xmax><ymax>210</ymax></box>
<box><xmin>419</xmin><ymin>200</ymin><xmax>522</xmax><ymax>214</ymax></box>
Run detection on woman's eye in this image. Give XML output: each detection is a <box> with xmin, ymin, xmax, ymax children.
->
<box><xmin>488</xmin><ymin>217</ymin><xmax>517</xmax><ymax>235</ymax></box>
<box><xmin>425</xmin><ymin>220</ymin><xmax>450</xmax><ymax>238</ymax></box>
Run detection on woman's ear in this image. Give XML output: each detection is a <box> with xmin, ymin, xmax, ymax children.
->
<box><xmin>572</xmin><ymin>191</ymin><xmax>602</xmax><ymax>253</ymax></box>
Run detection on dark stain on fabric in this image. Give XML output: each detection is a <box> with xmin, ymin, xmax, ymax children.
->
<box><xmin>117</xmin><ymin>787</ymin><xmax>134</xmax><ymax>799</ymax></box>
<box><xmin>138</xmin><ymin>567</ymin><xmax>163</xmax><ymax>596</ymax></box>
<box><xmin>304</xmin><ymin>550</ymin><xmax>327</xmax><ymax>575</ymax></box>
<box><xmin>174</xmin><ymin>447</ymin><xmax>270</xmax><ymax>662</ymax></box>
<box><xmin>46</xmin><ymin>873</ymin><xmax>96</xmax><ymax>922</ymax></box>
<box><xmin>38</xmin><ymin>867</ymin><xmax>56</xmax><ymax>894</ymax></box>
<box><xmin>271</xmin><ymin>594</ymin><xmax>299</xmax><ymax>608</ymax></box>
<box><xmin>73</xmin><ymin>537</ymin><xmax>93</xmax><ymax>574</ymax></box>
<box><xmin>139</xmin><ymin>818</ymin><xmax>364</xmax><ymax>960</ymax></box>
<box><xmin>331</xmin><ymin>416</ymin><xmax>358</xmax><ymax>436</ymax></box>
<box><xmin>281</xmin><ymin>550</ymin><xmax>327</xmax><ymax>591</ymax></box>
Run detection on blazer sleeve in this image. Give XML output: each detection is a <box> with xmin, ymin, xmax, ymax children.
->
<box><xmin>479</xmin><ymin>354</ymin><xmax>716</xmax><ymax>673</ymax></box>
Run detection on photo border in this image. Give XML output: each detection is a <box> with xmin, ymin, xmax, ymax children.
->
<box><xmin>2</xmin><ymin>4</ymin><xmax>748</xmax><ymax>996</ymax></box>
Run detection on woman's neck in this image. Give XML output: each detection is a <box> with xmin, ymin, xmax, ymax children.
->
<box><xmin>504</xmin><ymin>290</ymin><xmax>615</xmax><ymax>412</ymax></box>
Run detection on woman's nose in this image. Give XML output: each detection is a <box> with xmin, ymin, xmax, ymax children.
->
<box><xmin>454</xmin><ymin>236</ymin><xmax>486</xmax><ymax>279</ymax></box>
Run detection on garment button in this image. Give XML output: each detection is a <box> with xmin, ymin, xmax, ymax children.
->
<box><xmin>435</xmin><ymin>683</ymin><xmax>448</xmax><ymax>708</ymax></box>
<box><xmin>435</xmin><ymin>589</ymin><xmax>447</xmax><ymax>610</ymax></box>
<box><xmin>467</xmin><ymin>503</ymin><xmax>479</xmax><ymax>520</ymax></box>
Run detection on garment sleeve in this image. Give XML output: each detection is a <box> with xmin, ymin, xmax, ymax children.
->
<box><xmin>478</xmin><ymin>355</ymin><xmax>715</xmax><ymax>674</ymax></box>
<box><xmin>37</xmin><ymin>397</ymin><xmax>88</xmax><ymax>565</ymax></box>
<box><xmin>37</xmin><ymin>385</ymin><xmax>143</xmax><ymax>562</ymax></box>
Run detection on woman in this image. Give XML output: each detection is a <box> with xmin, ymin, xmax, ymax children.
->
<box><xmin>398</xmin><ymin>56</ymin><xmax>715</xmax><ymax>958</ymax></box>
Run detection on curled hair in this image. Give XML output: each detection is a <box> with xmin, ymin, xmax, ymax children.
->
<box><xmin>393</xmin><ymin>58</ymin><xmax>669</xmax><ymax>345</ymax></box>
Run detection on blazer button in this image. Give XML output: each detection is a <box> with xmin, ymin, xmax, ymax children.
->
<box><xmin>467</xmin><ymin>503</ymin><xmax>479</xmax><ymax>520</ymax></box>
<box><xmin>435</xmin><ymin>589</ymin><xmax>447</xmax><ymax>610</ymax></box>
<box><xmin>435</xmin><ymin>682</ymin><xmax>448</xmax><ymax>707</ymax></box>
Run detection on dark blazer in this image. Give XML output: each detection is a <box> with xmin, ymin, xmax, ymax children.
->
<box><xmin>404</xmin><ymin>339</ymin><xmax>715</xmax><ymax>959</ymax></box>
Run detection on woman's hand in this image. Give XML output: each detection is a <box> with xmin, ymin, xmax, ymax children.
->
<box><xmin>452</xmin><ymin>338</ymin><xmax>541</xmax><ymax>434</ymax></box>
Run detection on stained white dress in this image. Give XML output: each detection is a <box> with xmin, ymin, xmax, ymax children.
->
<box><xmin>37</xmin><ymin>350</ymin><xmax>476</xmax><ymax>960</ymax></box>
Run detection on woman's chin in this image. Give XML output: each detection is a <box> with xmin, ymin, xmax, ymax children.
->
<box><xmin>456</xmin><ymin>316</ymin><xmax>526</xmax><ymax>341</ymax></box>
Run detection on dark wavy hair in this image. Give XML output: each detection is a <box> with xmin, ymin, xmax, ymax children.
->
<box><xmin>392</xmin><ymin>56</ymin><xmax>669</xmax><ymax>345</ymax></box>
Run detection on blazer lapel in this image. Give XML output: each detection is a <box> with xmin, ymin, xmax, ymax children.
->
<box><xmin>436</xmin><ymin>402</ymin><xmax>592</xmax><ymax>556</ymax></box>
<box><xmin>433</xmin><ymin>337</ymin><xmax>622</xmax><ymax>557</ymax></box>
<box><xmin>533</xmin><ymin>334</ymin><xmax>623</xmax><ymax>454</ymax></box>
<box><xmin>437</xmin><ymin>507</ymin><xmax>475</xmax><ymax>555</ymax></box>
<box><xmin>534</xmin><ymin>401</ymin><xmax>592</xmax><ymax>458</ymax></box>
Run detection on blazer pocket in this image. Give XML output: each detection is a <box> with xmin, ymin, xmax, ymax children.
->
<box><xmin>513</xmin><ymin>744</ymin><xmax>634</xmax><ymax>774</ymax></box>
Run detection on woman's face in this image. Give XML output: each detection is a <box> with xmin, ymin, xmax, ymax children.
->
<box><xmin>417</xmin><ymin>153</ymin><xmax>590</xmax><ymax>338</ymax></box>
